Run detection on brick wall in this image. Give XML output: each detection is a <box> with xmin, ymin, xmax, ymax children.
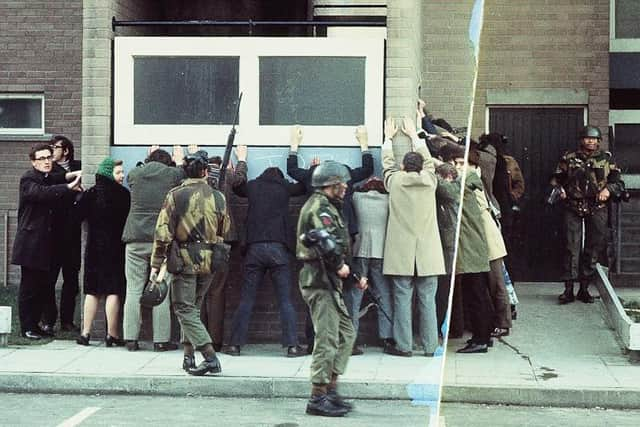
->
<box><xmin>472</xmin><ymin>0</ymin><xmax>609</xmax><ymax>144</ymax></box>
<box><xmin>420</xmin><ymin>0</ymin><xmax>476</xmax><ymax>129</ymax></box>
<box><xmin>0</xmin><ymin>0</ymin><xmax>82</xmax><ymax>286</ymax></box>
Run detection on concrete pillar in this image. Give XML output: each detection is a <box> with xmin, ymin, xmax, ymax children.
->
<box><xmin>0</xmin><ymin>306</ymin><xmax>11</xmax><ymax>347</ymax></box>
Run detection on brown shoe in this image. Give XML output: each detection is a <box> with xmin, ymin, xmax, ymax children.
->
<box><xmin>383</xmin><ymin>345</ymin><xmax>412</xmax><ymax>357</ymax></box>
<box><xmin>222</xmin><ymin>345</ymin><xmax>240</xmax><ymax>356</ymax></box>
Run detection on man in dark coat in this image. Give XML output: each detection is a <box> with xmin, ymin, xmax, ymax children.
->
<box><xmin>12</xmin><ymin>143</ymin><xmax>82</xmax><ymax>339</ymax></box>
<box><xmin>223</xmin><ymin>166</ymin><xmax>306</xmax><ymax>357</ymax></box>
<box><xmin>41</xmin><ymin>135</ymin><xmax>83</xmax><ymax>333</ymax></box>
<box><xmin>287</xmin><ymin>125</ymin><xmax>374</xmax><ymax>353</ymax></box>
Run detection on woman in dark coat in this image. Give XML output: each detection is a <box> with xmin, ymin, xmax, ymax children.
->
<box><xmin>76</xmin><ymin>158</ymin><xmax>130</xmax><ymax>346</ymax></box>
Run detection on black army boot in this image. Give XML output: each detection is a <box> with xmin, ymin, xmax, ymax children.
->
<box><xmin>306</xmin><ymin>384</ymin><xmax>348</xmax><ymax>417</ymax></box>
<box><xmin>327</xmin><ymin>373</ymin><xmax>353</xmax><ymax>411</ymax></box>
<box><xmin>558</xmin><ymin>281</ymin><xmax>575</xmax><ymax>304</ymax></box>
<box><xmin>576</xmin><ymin>280</ymin><xmax>595</xmax><ymax>304</ymax></box>
<box><xmin>188</xmin><ymin>344</ymin><xmax>222</xmax><ymax>376</ymax></box>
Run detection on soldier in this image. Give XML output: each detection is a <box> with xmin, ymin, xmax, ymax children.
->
<box><xmin>150</xmin><ymin>151</ymin><xmax>230</xmax><ymax>376</ymax></box>
<box><xmin>296</xmin><ymin>160</ymin><xmax>368</xmax><ymax>417</ymax></box>
<box><xmin>552</xmin><ymin>125</ymin><xmax>623</xmax><ymax>304</ymax></box>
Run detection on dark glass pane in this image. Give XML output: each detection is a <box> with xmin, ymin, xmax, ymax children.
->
<box><xmin>610</xmin><ymin>89</ymin><xmax>640</xmax><ymax>109</ymax></box>
<box><xmin>259</xmin><ymin>56</ymin><xmax>365</xmax><ymax>126</ymax></box>
<box><xmin>0</xmin><ymin>98</ymin><xmax>42</xmax><ymax>129</ymax></box>
<box><xmin>134</xmin><ymin>56</ymin><xmax>239</xmax><ymax>125</ymax></box>
<box><xmin>614</xmin><ymin>124</ymin><xmax>640</xmax><ymax>174</ymax></box>
<box><xmin>616</xmin><ymin>0</ymin><xmax>640</xmax><ymax>39</ymax></box>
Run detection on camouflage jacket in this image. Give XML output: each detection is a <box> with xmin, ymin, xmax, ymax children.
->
<box><xmin>554</xmin><ymin>149</ymin><xmax>623</xmax><ymax>216</ymax></box>
<box><xmin>151</xmin><ymin>178</ymin><xmax>230</xmax><ymax>274</ymax></box>
<box><xmin>296</xmin><ymin>191</ymin><xmax>350</xmax><ymax>290</ymax></box>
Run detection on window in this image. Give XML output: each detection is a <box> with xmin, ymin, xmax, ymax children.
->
<box><xmin>611</xmin><ymin>0</ymin><xmax>640</xmax><ymax>51</ymax></box>
<box><xmin>0</xmin><ymin>94</ymin><xmax>44</xmax><ymax>135</ymax></box>
<box><xmin>115</xmin><ymin>37</ymin><xmax>384</xmax><ymax>147</ymax></box>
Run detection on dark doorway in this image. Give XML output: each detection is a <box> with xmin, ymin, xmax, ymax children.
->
<box><xmin>489</xmin><ymin>107</ymin><xmax>585</xmax><ymax>281</ymax></box>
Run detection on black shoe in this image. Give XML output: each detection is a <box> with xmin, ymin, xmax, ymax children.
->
<box><xmin>154</xmin><ymin>342</ymin><xmax>178</xmax><ymax>352</ymax></box>
<box><xmin>76</xmin><ymin>334</ymin><xmax>90</xmax><ymax>346</ymax></box>
<box><xmin>213</xmin><ymin>343</ymin><xmax>223</xmax><ymax>353</ymax></box>
<box><xmin>491</xmin><ymin>328</ymin><xmax>509</xmax><ymax>338</ymax></box>
<box><xmin>222</xmin><ymin>345</ymin><xmax>240</xmax><ymax>356</ymax></box>
<box><xmin>76</xmin><ymin>334</ymin><xmax>91</xmax><ymax>345</ymax></box>
<box><xmin>22</xmin><ymin>331</ymin><xmax>42</xmax><ymax>340</ymax></box>
<box><xmin>576</xmin><ymin>289</ymin><xmax>595</xmax><ymax>303</ymax></box>
<box><xmin>327</xmin><ymin>389</ymin><xmax>353</xmax><ymax>412</ymax></box>
<box><xmin>457</xmin><ymin>343</ymin><xmax>488</xmax><ymax>354</ymax></box>
<box><xmin>105</xmin><ymin>335</ymin><xmax>125</xmax><ymax>347</ymax></box>
<box><xmin>61</xmin><ymin>323</ymin><xmax>80</xmax><ymax>332</ymax></box>
<box><xmin>558</xmin><ymin>291</ymin><xmax>575</xmax><ymax>304</ymax></box>
<box><xmin>306</xmin><ymin>394</ymin><xmax>348</xmax><ymax>417</ymax></box>
<box><xmin>287</xmin><ymin>345</ymin><xmax>305</xmax><ymax>358</ymax></box>
<box><xmin>306</xmin><ymin>343</ymin><xmax>314</xmax><ymax>355</ymax></box>
<box><xmin>126</xmin><ymin>340</ymin><xmax>139</xmax><ymax>352</ymax></box>
<box><xmin>466</xmin><ymin>338</ymin><xmax>494</xmax><ymax>348</ymax></box>
<box><xmin>39</xmin><ymin>324</ymin><xmax>55</xmax><ymax>337</ymax></box>
<box><xmin>511</xmin><ymin>305</ymin><xmax>518</xmax><ymax>320</ymax></box>
<box><xmin>383</xmin><ymin>345</ymin><xmax>412</xmax><ymax>357</ymax></box>
<box><xmin>182</xmin><ymin>355</ymin><xmax>196</xmax><ymax>372</ymax></box>
<box><xmin>188</xmin><ymin>355</ymin><xmax>222</xmax><ymax>376</ymax></box>
<box><xmin>351</xmin><ymin>345</ymin><xmax>364</xmax><ymax>356</ymax></box>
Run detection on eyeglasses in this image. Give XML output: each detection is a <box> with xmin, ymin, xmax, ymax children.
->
<box><xmin>35</xmin><ymin>155</ymin><xmax>53</xmax><ymax>162</ymax></box>
<box><xmin>51</xmin><ymin>145</ymin><xmax>64</xmax><ymax>149</ymax></box>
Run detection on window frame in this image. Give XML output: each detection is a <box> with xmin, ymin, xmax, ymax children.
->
<box><xmin>114</xmin><ymin>36</ymin><xmax>384</xmax><ymax>147</ymax></box>
<box><xmin>609</xmin><ymin>109</ymin><xmax>640</xmax><ymax>186</ymax></box>
<box><xmin>610</xmin><ymin>0</ymin><xmax>640</xmax><ymax>52</ymax></box>
<box><xmin>0</xmin><ymin>93</ymin><xmax>45</xmax><ymax>136</ymax></box>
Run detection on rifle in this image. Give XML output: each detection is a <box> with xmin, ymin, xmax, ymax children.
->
<box><xmin>351</xmin><ymin>272</ymin><xmax>393</xmax><ymax>323</ymax></box>
<box><xmin>218</xmin><ymin>92</ymin><xmax>243</xmax><ymax>191</ymax></box>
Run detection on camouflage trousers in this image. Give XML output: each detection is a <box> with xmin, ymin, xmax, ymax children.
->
<box><xmin>300</xmin><ymin>285</ymin><xmax>356</xmax><ymax>385</ymax></box>
<box><xmin>171</xmin><ymin>272</ymin><xmax>213</xmax><ymax>349</ymax></box>
<box><xmin>562</xmin><ymin>207</ymin><xmax>607</xmax><ymax>283</ymax></box>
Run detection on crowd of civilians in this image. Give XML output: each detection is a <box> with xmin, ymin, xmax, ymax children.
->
<box><xmin>12</xmin><ymin>99</ymin><xmax>523</xmax><ymax>357</ymax></box>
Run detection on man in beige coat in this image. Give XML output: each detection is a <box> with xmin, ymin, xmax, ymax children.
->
<box><xmin>382</xmin><ymin>118</ymin><xmax>446</xmax><ymax>357</ymax></box>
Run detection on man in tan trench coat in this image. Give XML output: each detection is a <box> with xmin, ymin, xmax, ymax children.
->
<box><xmin>382</xmin><ymin>118</ymin><xmax>446</xmax><ymax>357</ymax></box>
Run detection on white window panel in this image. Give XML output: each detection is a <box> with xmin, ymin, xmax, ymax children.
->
<box><xmin>114</xmin><ymin>37</ymin><xmax>384</xmax><ymax>147</ymax></box>
<box><xmin>0</xmin><ymin>94</ymin><xmax>45</xmax><ymax>135</ymax></box>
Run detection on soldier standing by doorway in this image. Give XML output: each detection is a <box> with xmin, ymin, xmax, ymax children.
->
<box><xmin>296</xmin><ymin>160</ymin><xmax>367</xmax><ymax>417</ymax></box>
<box><xmin>552</xmin><ymin>125</ymin><xmax>623</xmax><ymax>304</ymax></box>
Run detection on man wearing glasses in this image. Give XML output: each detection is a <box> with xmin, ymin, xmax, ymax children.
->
<box><xmin>39</xmin><ymin>136</ymin><xmax>83</xmax><ymax>334</ymax></box>
<box><xmin>12</xmin><ymin>143</ymin><xmax>82</xmax><ymax>340</ymax></box>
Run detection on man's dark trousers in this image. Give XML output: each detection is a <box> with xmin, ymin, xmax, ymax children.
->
<box><xmin>42</xmin><ymin>249</ymin><xmax>79</xmax><ymax>327</ymax></box>
<box><xmin>19</xmin><ymin>267</ymin><xmax>58</xmax><ymax>334</ymax></box>
<box><xmin>230</xmin><ymin>242</ymin><xmax>297</xmax><ymax>347</ymax></box>
<box><xmin>461</xmin><ymin>272</ymin><xmax>494</xmax><ymax>345</ymax></box>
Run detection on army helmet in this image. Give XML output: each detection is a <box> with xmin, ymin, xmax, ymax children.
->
<box><xmin>140</xmin><ymin>270</ymin><xmax>169</xmax><ymax>308</ymax></box>
<box><xmin>311</xmin><ymin>160</ymin><xmax>351</xmax><ymax>188</ymax></box>
<box><xmin>579</xmin><ymin>125</ymin><xmax>602</xmax><ymax>140</ymax></box>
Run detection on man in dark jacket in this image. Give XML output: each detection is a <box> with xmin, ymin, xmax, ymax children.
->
<box><xmin>287</xmin><ymin>125</ymin><xmax>374</xmax><ymax>353</ymax></box>
<box><xmin>41</xmin><ymin>135</ymin><xmax>82</xmax><ymax>333</ymax></box>
<box><xmin>12</xmin><ymin>143</ymin><xmax>82</xmax><ymax>340</ymax></box>
<box><xmin>223</xmin><ymin>166</ymin><xmax>306</xmax><ymax>357</ymax></box>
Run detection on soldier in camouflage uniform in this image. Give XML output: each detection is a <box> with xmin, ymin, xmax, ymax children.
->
<box><xmin>297</xmin><ymin>160</ymin><xmax>368</xmax><ymax>417</ymax></box>
<box><xmin>552</xmin><ymin>125</ymin><xmax>623</xmax><ymax>304</ymax></box>
<box><xmin>151</xmin><ymin>151</ymin><xmax>230</xmax><ymax>376</ymax></box>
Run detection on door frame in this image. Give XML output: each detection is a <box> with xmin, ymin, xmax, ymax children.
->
<box><xmin>485</xmin><ymin>105</ymin><xmax>588</xmax><ymax>134</ymax></box>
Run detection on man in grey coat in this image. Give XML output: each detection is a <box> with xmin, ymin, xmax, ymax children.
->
<box><xmin>121</xmin><ymin>148</ymin><xmax>183</xmax><ymax>352</ymax></box>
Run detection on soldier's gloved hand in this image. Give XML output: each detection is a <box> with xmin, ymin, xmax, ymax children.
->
<box><xmin>337</xmin><ymin>264</ymin><xmax>350</xmax><ymax>278</ymax></box>
<box><xmin>149</xmin><ymin>267</ymin><xmax>159</xmax><ymax>284</ymax></box>
<box><xmin>598</xmin><ymin>188</ymin><xmax>610</xmax><ymax>202</ymax></box>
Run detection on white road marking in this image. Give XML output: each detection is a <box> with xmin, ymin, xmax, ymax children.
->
<box><xmin>56</xmin><ymin>407</ymin><xmax>101</xmax><ymax>427</ymax></box>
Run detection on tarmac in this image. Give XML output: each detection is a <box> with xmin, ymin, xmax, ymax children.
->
<box><xmin>1</xmin><ymin>283</ymin><xmax>639</xmax><ymax>409</ymax></box>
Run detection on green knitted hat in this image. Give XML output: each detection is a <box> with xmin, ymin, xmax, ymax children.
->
<box><xmin>96</xmin><ymin>157</ymin><xmax>116</xmax><ymax>180</ymax></box>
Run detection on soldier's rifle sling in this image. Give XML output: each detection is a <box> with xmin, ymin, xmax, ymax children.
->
<box><xmin>218</xmin><ymin>92</ymin><xmax>243</xmax><ymax>191</ymax></box>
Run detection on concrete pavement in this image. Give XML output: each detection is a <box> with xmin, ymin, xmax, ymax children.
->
<box><xmin>1</xmin><ymin>283</ymin><xmax>639</xmax><ymax>410</ymax></box>
<box><xmin>443</xmin><ymin>282</ymin><xmax>640</xmax><ymax>408</ymax></box>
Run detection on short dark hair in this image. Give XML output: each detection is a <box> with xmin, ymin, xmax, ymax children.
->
<box><xmin>259</xmin><ymin>166</ymin><xmax>284</xmax><ymax>180</ymax></box>
<box><xmin>183</xmin><ymin>156</ymin><xmax>208</xmax><ymax>178</ymax></box>
<box><xmin>439</xmin><ymin>143</ymin><xmax>465</xmax><ymax>163</ymax></box>
<box><xmin>146</xmin><ymin>149</ymin><xmax>172</xmax><ymax>166</ymax></box>
<box><xmin>51</xmin><ymin>135</ymin><xmax>74</xmax><ymax>161</ymax></box>
<box><xmin>29</xmin><ymin>143</ymin><xmax>52</xmax><ymax>161</ymax></box>
<box><xmin>208</xmin><ymin>156</ymin><xmax>222</xmax><ymax>166</ymax></box>
<box><xmin>468</xmin><ymin>141</ymin><xmax>481</xmax><ymax>166</ymax></box>
<box><xmin>402</xmin><ymin>151</ymin><xmax>424</xmax><ymax>173</ymax></box>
